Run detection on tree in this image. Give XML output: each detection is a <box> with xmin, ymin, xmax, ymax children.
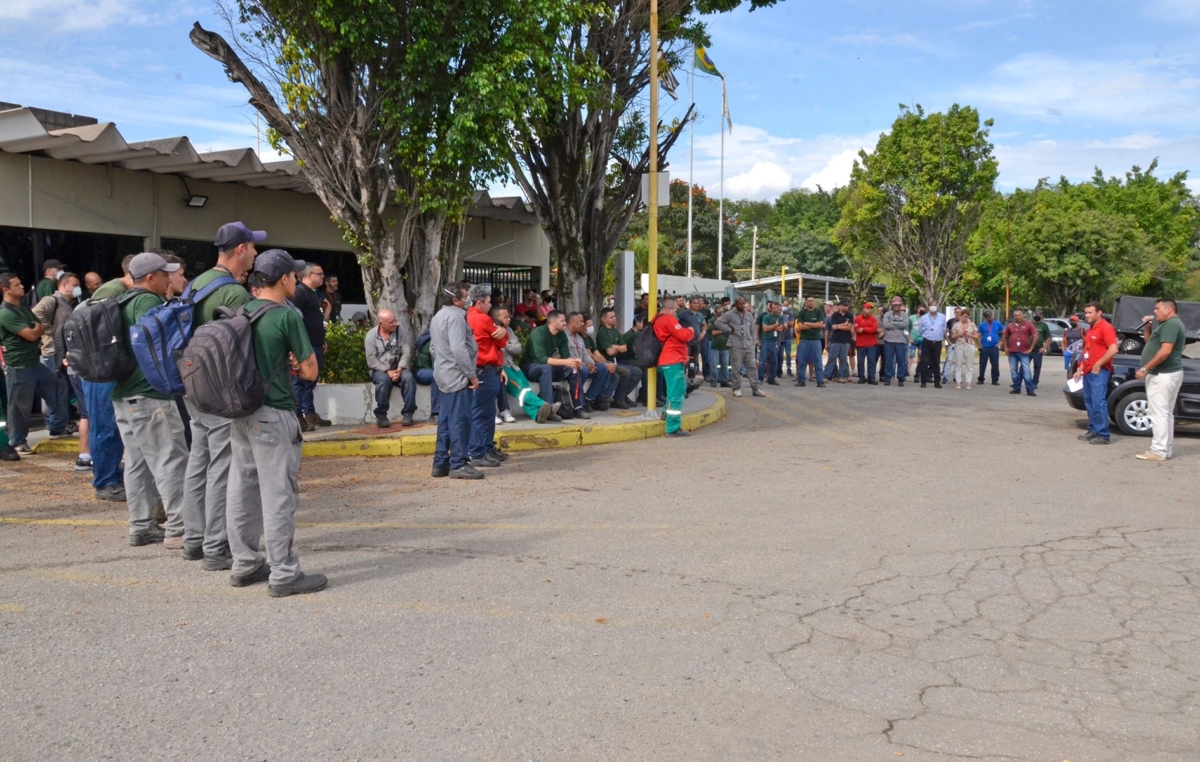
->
<box><xmin>191</xmin><ymin>0</ymin><xmax>581</xmax><ymax>343</ymax></box>
<box><xmin>622</xmin><ymin>180</ymin><xmax>737</xmax><ymax>277</ymax></box>
<box><xmin>834</xmin><ymin>104</ymin><xmax>998</xmax><ymax>304</ymax></box>
<box><xmin>509</xmin><ymin>0</ymin><xmax>782</xmax><ymax>315</ymax></box>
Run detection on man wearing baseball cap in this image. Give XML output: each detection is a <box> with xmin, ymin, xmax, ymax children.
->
<box><xmin>34</xmin><ymin>259</ymin><xmax>65</xmax><ymax>301</ymax></box>
<box><xmin>179</xmin><ymin>223</ymin><xmax>263</xmax><ymax>570</ymax></box>
<box><xmin>854</xmin><ymin>301</ymin><xmax>880</xmax><ymax>384</ymax></box>
<box><xmin>111</xmin><ymin>252</ymin><xmax>190</xmax><ymax>547</ymax></box>
<box><xmin>225</xmin><ymin>249</ymin><xmax>327</xmax><ymax>596</ymax></box>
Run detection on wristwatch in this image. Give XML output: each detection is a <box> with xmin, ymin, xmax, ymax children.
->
<box><xmin>1139</xmin><ymin>366</ymin><xmax>1148</xmax><ymax>373</ymax></box>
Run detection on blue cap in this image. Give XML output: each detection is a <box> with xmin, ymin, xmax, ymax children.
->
<box><xmin>214</xmin><ymin>221</ymin><xmax>267</xmax><ymax>250</ymax></box>
<box><xmin>252</xmin><ymin>249</ymin><xmax>306</xmax><ymax>281</ymax></box>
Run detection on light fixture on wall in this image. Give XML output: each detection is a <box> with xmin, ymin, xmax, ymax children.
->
<box><xmin>179</xmin><ymin>178</ymin><xmax>208</xmax><ymax>209</ymax></box>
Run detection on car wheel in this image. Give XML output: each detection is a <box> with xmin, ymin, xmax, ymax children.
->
<box><xmin>1115</xmin><ymin>391</ymin><xmax>1153</xmax><ymax>437</ymax></box>
<box><xmin>1120</xmin><ymin>337</ymin><xmax>1144</xmax><ymax>354</ymax></box>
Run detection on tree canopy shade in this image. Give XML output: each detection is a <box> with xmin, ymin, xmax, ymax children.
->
<box><xmin>833</xmin><ymin>104</ymin><xmax>998</xmax><ymax>305</ymax></box>
<box><xmin>191</xmin><ymin>0</ymin><xmax>586</xmax><ymax>341</ymax></box>
<box><xmin>508</xmin><ymin>0</ymin><xmax>783</xmax><ymax>316</ymax></box>
<box><xmin>969</xmin><ymin>162</ymin><xmax>1200</xmax><ymax>314</ymax></box>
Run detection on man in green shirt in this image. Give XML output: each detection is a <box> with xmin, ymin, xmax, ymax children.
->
<box><xmin>34</xmin><ymin>259</ymin><xmax>64</xmax><ymax>301</ymax></box>
<box><xmin>794</xmin><ymin>296</ymin><xmax>826</xmax><ymax>388</ymax></box>
<box><xmin>520</xmin><ymin>310</ymin><xmax>579</xmax><ymax>405</ymax></box>
<box><xmin>1030</xmin><ymin>310</ymin><xmax>1052</xmax><ymax>390</ymax></box>
<box><xmin>757</xmin><ymin>301</ymin><xmax>783</xmax><ymax>386</ymax></box>
<box><xmin>180</xmin><ymin>222</ymin><xmax>260</xmax><ymax>569</ymax></box>
<box><xmin>111</xmin><ymin>253</ymin><xmax>190</xmax><ymax>547</ymax></box>
<box><xmin>1134</xmin><ymin>298</ymin><xmax>1188</xmax><ymax>461</ymax></box>
<box><xmin>226</xmin><ymin>248</ymin><xmax>326</xmax><ymax>597</ymax></box>
<box><xmin>595</xmin><ymin>307</ymin><xmax>642</xmax><ymax>408</ymax></box>
<box><xmin>1</xmin><ymin>273</ymin><xmax>68</xmax><ymax>457</ymax></box>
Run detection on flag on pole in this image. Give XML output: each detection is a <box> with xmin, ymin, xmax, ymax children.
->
<box><xmin>722</xmin><ymin>77</ymin><xmax>732</xmax><ymax>133</ymax></box>
<box><xmin>660</xmin><ymin>51</ymin><xmax>680</xmax><ymax>100</ymax></box>
<box><xmin>694</xmin><ymin>47</ymin><xmax>722</xmax><ymax>78</ymax></box>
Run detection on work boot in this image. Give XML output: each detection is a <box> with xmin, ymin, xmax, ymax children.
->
<box><xmin>377</xmin><ymin>415</ymin><xmax>391</xmax><ymax>428</ymax></box>
<box><xmin>752</xmin><ymin>389</ymin><xmax>767</xmax><ymax>397</ymax></box>
<box><xmin>304</xmin><ymin>413</ymin><xmax>332</xmax><ymax>428</ymax></box>
<box><xmin>203</xmin><ymin>553</ymin><xmax>234</xmax><ymax>571</ymax></box>
<box><xmin>95</xmin><ymin>484</ymin><xmax>126</xmax><ymax>502</ymax></box>
<box><xmin>449</xmin><ymin>464</ymin><xmax>484</xmax><ymax>480</ymax></box>
<box><xmin>401</xmin><ymin>413</ymin><xmax>414</xmax><ymax>426</ymax></box>
<box><xmin>487</xmin><ymin>449</ymin><xmax>509</xmax><ymax>462</ymax></box>
<box><xmin>299</xmin><ymin>414</ymin><xmax>315</xmax><ymax>432</ymax></box>
<box><xmin>665</xmin><ymin>429</ymin><xmax>691</xmax><ymax>437</ymax></box>
<box><xmin>431</xmin><ymin>465</ymin><xmax>450</xmax><ymax>478</ymax></box>
<box><xmin>470</xmin><ymin>455</ymin><xmax>501</xmax><ymax>468</ymax></box>
<box><xmin>229</xmin><ymin>563</ymin><xmax>272</xmax><ymax>587</ymax></box>
<box><xmin>269</xmin><ymin>572</ymin><xmax>328</xmax><ymax>598</ymax></box>
<box><xmin>536</xmin><ymin>402</ymin><xmax>555</xmax><ymax>423</ymax></box>
<box><xmin>181</xmin><ymin>545</ymin><xmax>204</xmax><ymax>561</ymax></box>
<box><xmin>0</xmin><ymin>445</ymin><xmax>20</xmax><ymax>462</ymax></box>
<box><xmin>129</xmin><ymin>528</ymin><xmax>166</xmax><ymax>547</ymax></box>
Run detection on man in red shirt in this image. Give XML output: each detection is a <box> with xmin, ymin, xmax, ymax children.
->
<box><xmin>466</xmin><ymin>284</ymin><xmax>508</xmax><ymax>467</ymax></box>
<box><xmin>1073</xmin><ymin>301</ymin><xmax>1118</xmax><ymax>444</ymax></box>
<box><xmin>854</xmin><ymin>302</ymin><xmax>880</xmax><ymax>385</ymax></box>
<box><xmin>654</xmin><ymin>296</ymin><xmax>696</xmax><ymax>437</ymax></box>
<box><xmin>1002</xmin><ymin>309</ymin><xmax>1038</xmax><ymax>395</ymax></box>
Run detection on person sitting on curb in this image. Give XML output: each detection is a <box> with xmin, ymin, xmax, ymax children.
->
<box><xmin>494</xmin><ymin>305</ymin><xmax>560</xmax><ymax>423</ymax></box>
<box><xmin>521</xmin><ymin>310</ymin><xmax>580</xmax><ymax>414</ymax></box>
<box><xmin>565</xmin><ymin>311</ymin><xmax>613</xmax><ymax>413</ymax></box>
<box><xmin>364</xmin><ymin>309</ymin><xmax>418</xmax><ymax>428</ymax></box>
<box><xmin>595</xmin><ymin>307</ymin><xmax>642</xmax><ymax>408</ymax></box>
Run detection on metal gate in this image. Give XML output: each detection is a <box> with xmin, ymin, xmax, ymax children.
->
<box><xmin>462</xmin><ymin>264</ymin><xmax>541</xmax><ymax>308</ymax></box>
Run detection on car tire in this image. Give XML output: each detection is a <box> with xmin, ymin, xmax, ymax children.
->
<box><xmin>1120</xmin><ymin>337</ymin><xmax>1144</xmax><ymax>355</ymax></box>
<box><xmin>1114</xmin><ymin>391</ymin><xmax>1153</xmax><ymax>437</ymax></box>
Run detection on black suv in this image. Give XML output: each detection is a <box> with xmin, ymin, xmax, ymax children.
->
<box><xmin>1063</xmin><ymin>353</ymin><xmax>1200</xmax><ymax>436</ymax></box>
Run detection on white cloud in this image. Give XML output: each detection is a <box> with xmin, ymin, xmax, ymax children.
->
<box><xmin>727</xmin><ymin>162</ymin><xmax>792</xmax><ymax>198</ymax></box>
<box><xmin>992</xmin><ymin>132</ymin><xmax>1200</xmax><ymax>190</ymax></box>
<box><xmin>800</xmin><ymin>149</ymin><xmax>860</xmax><ymax>191</ymax></box>
<box><xmin>0</xmin><ymin>0</ymin><xmax>168</xmax><ymax>30</ymax></box>
<box><xmin>963</xmin><ymin>53</ymin><xmax>1200</xmax><ymax>126</ymax></box>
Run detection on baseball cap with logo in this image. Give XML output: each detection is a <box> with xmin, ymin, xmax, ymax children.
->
<box><xmin>129</xmin><ymin>252</ymin><xmax>181</xmax><ymax>280</ymax></box>
<box><xmin>214</xmin><ymin>221</ymin><xmax>267</xmax><ymax>251</ymax></box>
<box><xmin>252</xmin><ymin>249</ymin><xmax>306</xmax><ymax>281</ymax></box>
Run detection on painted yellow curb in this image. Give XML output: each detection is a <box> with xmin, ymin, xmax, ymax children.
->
<box><xmin>31</xmin><ymin>395</ymin><xmax>726</xmax><ymax>459</ymax></box>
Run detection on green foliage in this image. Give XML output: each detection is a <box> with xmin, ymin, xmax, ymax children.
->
<box><xmin>969</xmin><ymin>163</ymin><xmax>1200</xmax><ymax>314</ymax></box>
<box><xmin>319</xmin><ymin>320</ymin><xmax>370</xmax><ymax>384</ymax></box>
<box><xmin>724</xmin><ymin>187</ymin><xmax>848</xmax><ymax>279</ymax></box>
<box><xmin>835</xmin><ymin>104</ymin><xmax>998</xmax><ymax>303</ymax></box>
<box><xmin>620</xmin><ymin>180</ymin><xmax>738</xmax><ymax>278</ymax></box>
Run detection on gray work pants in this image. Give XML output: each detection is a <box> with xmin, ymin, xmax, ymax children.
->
<box><xmin>112</xmin><ymin>397</ymin><xmax>188</xmax><ymax>538</ymax></box>
<box><xmin>181</xmin><ymin>399</ymin><xmax>234</xmax><ymax>557</ymax></box>
<box><xmin>727</xmin><ymin>345</ymin><xmax>760</xmax><ymax>391</ymax></box>
<box><xmin>226</xmin><ymin>406</ymin><xmax>304</xmax><ymax>585</ymax></box>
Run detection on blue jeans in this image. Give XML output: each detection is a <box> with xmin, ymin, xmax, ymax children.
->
<box><xmin>82</xmin><ymin>379</ymin><xmax>122</xmax><ymax>489</ymax></box>
<box><xmin>700</xmin><ymin>336</ymin><xmax>713</xmax><ymax>380</ymax></box>
<box><xmin>779</xmin><ymin>340</ymin><xmax>792</xmax><ymax>375</ymax></box>
<box><xmin>758</xmin><ymin>341</ymin><xmax>780</xmax><ymax>382</ymax></box>
<box><xmin>1008</xmin><ymin>352</ymin><xmax>1033</xmax><ymax>392</ymax></box>
<box><xmin>523</xmin><ymin>363</ymin><xmax>574</xmax><ymax>405</ymax></box>
<box><xmin>469</xmin><ymin>366</ymin><xmax>501</xmax><ymax>459</ymax></box>
<box><xmin>371</xmin><ymin>369</ymin><xmax>416</xmax><ymax>418</ymax></box>
<box><xmin>413</xmin><ymin>367</ymin><xmax>440</xmax><ymax>416</ymax></box>
<box><xmin>38</xmin><ymin>356</ymin><xmax>70</xmax><ymax>433</ymax></box>
<box><xmin>978</xmin><ymin>345</ymin><xmax>1000</xmax><ymax>383</ymax></box>
<box><xmin>1082</xmin><ymin>368</ymin><xmax>1111</xmax><ymax>439</ymax></box>
<box><xmin>4</xmin><ymin>363</ymin><xmax>64</xmax><ymax>446</ymax></box>
<box><xmin>580</xmin><ymin>362</ymin><xmax>614</xmax><ymax>403</ymax></box>
<box><xmin>712</xmin><ymin>349</ymin><xmax>730</xmax><ymax>383</ymax></box>
<box><xmin>433</xmin><ymin>387</ymin><xmax>471</xmax><ymax>471</ymax></box>
<box><xmin>797</xmin><ymin>339</ymin><xmax>823</xmax><ymax>383</ymax></box>
<box><xmin>882</xmin><ymin>342</ymin><xmax>907</xmax><ymax>382</ymax></box>
<box><xmin>292</xmin><ymin>344</ymin><xmax>323</xmax><ymax>416</ymax></box>
<box><xmin>824</xmin><ymin>343</ymin><xmax>849</xmax><ymax>380</ymax></box>
<box><xmin>857</xmin><ymin>345</ymin><xmax>878</xmax><ymax>382</ymax></box>
<box><xmin>1031</xmin><ymin>351</ymin><xmax>1044</xmax><ymax>389</ymax></box>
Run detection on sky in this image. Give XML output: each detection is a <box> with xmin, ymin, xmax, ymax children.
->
<box><xmin>2</xmin><ymin>0</ymin><xmax>1199</xmax><ymax>202</ymax></box>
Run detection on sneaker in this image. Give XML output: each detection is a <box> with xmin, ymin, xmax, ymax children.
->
<box><xmin>867</xmin><ymin>380</ymin><xmax>878</xmax><ymax>385</ymax></box>
<box><xmin>470</xmin><ymin>455</ymin><xmax>501</xmax><ymax>468</ymax></box>
<box><xmin>766</xmin><ymin>379</ymin><xmax>780</xmax><ymax>386</ymax></box>
<box><xmin>495</xmin><ymin>415</ymin><xmax>504</xmax><ymax>425</ymax></box>
<box><xmin>665</xmin><ymin>429</ymin><xmax>691</xmax><ymax>437</ymax></box>
<box><xmin>15</xmin><ymin>444</ymin><xmax>32</xmax><ymax>455</ymax></box>
<box><xmin>229</xmin><ymin>563</ymin><xmax>272</xmax><ymax>587</ymax></box>
<box><xmin>0</xmin><ymin>445</ymin><xmax>19</xmax><ymax>462</ymax></box>
<box><xmin>593</xmin><ymin>399</ymin><xmax>612</xmax><ymax>411</ymax></box>
<box><xmin>612</xmin><ymin>398</ymin><xmax>631</xmax><ymax>410</ymax></box>
<box><xmin>48</xmin><ymin>430</ymin><xmax>72</xmax><ymax>439</ymax></box>
<box><xmin>1077</xmin><ymin>432</ymin><xmax>1098</xmax><ymax>441</ymax></box>
<box><xmin>74</xmin><ymin>456</ymin><xmax>93</xmax><ymax>471</ymax></box>
<box><xmin>732</xmin><ymin>389</ymin><xmax>743</xmax><ymax>397</ymax></box>
<box><xmin>574</xmin><ymin>408</ymin><xmax>592</xmax><ymax>420</ymax></box>
<box><xmin>95</xmin><ymin>484</ymin><xmax>127</xmax><ymax>502</ymax></box>
<box><xmin>431</xmin><ymin>465</ymin><xmax>450</xmax><ymax>478</ymax></box>
<box><xmin>1136</xmin><ymin>451</ymin><xmax>1167</xmax><ymax>461</ymax></box>
<box><xmin>719</xmin><ymin>382</ymin><xmax>732</xmax><ymax>388</ymax></box>
<box><xmin>449</xmin><ymin>464</ymin><xmax>484</xmax><ymax>480</ymax></box>
<box><xmin>500</xmin><ymin>410</ymin><xmax>516</xmax><ymax>423</ymax></box>
<box><xmin>182</xmin><ymin>545</ymin><xmax>204</xmax><ymax>561</ymax></box>
<box><xmin>897</xmin><ymin>380</ymin><xmax>904</xmax><ymax>387</ymax></box>
<box><xmin>992</xmin><ymin>380</ymin><xmax>999</xmax><ymax>386</ymax></box>
<box><xmin>582</xmin><ymin>401</ymin><xmax>595</xmax><ymax>414</ymax></box>
<box><xmin>401</xmin><ymin>413</ymin><xmax>414</xmax><ymax>426</ymax></box>
<box><xmin>1009</xmin><ymin>389</ymin><xmax>1020</xmax><ymax>395</ymax></box>
<box><xmin>794</xmin><ymin>381</ymin><xmax>806</xmax><ymax>387</ymax></box>
<box><xmin>545</xmin><ymin>414</ymin><xmax>563</xmax><ymax>422</ymax></box>
<box><xmin>487</xmin><ymin>449</ymin><xmax>509</xmax><ymax>462</ymax></box>
<box><xmin>817</xmin><ymin>382</ymin><xmax>827</xmax><ymax>388</ymax></box>
<box><xmin>203</xmin><ymin>553</ymin><xmax>234</xmax><ymax>571</ymax></box>
<box><xmin>163</xmin><ymin>535</ymin><xmax>185</xmax><ymax>550</ymax></box>
<box><xmin>1089</xmin><ymin>436</ymin><xmax>1109</xmax><ymax>445</ymax></box>
<box><xmin>269</xmin><ymin>572</ymin><xmax>328</xmax><ymax>598</ymax></box>
<box><xmin>377</xmin><ymin>416</ymin><xmax>391</xmax><ymax>428</ymax></box>
<box><xmin>883</xmin><ymin>380</ymin><xmax>891</xmax><ymax>386</ymax></box>
<box><xmin>752</xmin><ymin>389</ymin><xmax>767</xmax><ymax>397</ymax></box>
<box><xmin>129</xmin><ymin>528</ymin><xmax>166</xmax><ymax>547</ymax></box>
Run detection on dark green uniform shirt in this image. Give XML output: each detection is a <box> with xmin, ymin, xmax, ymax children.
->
<box><xmin>35</xmin><ymin>278</ymin><xmax>56</xmax><ymax>301</ymax></box>
<box><xmin>595</xmin><ymin>326</ymin><xmax>627</xmax><ymax>361</ymax></box>
<box><xmin>1032</xmin><ymin>319</ymin><xmax>1051</xmax><ymax>351</ymax></box>
<box><xmin>523</xmin><ymin>324</ymin><xmax>570</xmax><ymax>366</ymax></box>
<box><xmin>760</xmin><ymin>313</ymin><xmax>782</xmax><ymax>342</ymax></box>
<box><xmin>0</xmin><ymin>303</ymin><xmax>41</xmax><ymax>368</ymax></box>
<box><xmin>1142</xmin><ymin>316</ymin><xmax>1186</xmax><ymax>375</ymax></box>
<box><xmin>90</xmin><ymin>279</ymin><xmax>128</xmax><ymax>300</ymax></box>
<box><xmin>619</xmin><ymin>328</ymin><xmax>639</xmax><ymax>362</ymax></box>
<box><xmin>796</xmin><ymin>308</ymin><xmax>824</xmax><ymax>341</ymax></box>
<box><xmin>247</xmin><ymin>299</ymin><xmax>315</xmax><ymax>411</ymax></box>
<box><xmin>113</xmin><ymin>291</ymin><xmax>168</xmax><ymax>401</ymax></box>
<box><xmin>191</xmin><ymin>268</ymin><xmax>252</xmax><ymax>327</ymax></box>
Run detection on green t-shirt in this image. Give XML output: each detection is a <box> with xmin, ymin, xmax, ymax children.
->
<box><xmin>191</xmin><ymin>268</ymin><xmax>252</xmax><ymax>327</ymax></box>
<box><xmin>35</xmin><ymin>278</ymin><xmax>56</xmax><ymax>301</ymax></box>
<box><xmin>909</xmin><ymin>314</ymin><xmax>922</xmax><ymax>342</ymax></box>
<box><xmin>0</xmin><ymin>303</ymin><xmax>41</xmax><ymax>368</ymax></box>
<box><xmin>796</xmin><ymin>308</ymin><xmax>824</xmax><ymax>342</ymax></box>
<box><xmin>247</xmin><ymin>299</ymin><xmax>315</xmax><ymax>411</ymax></box>
<box><xmin>699</xmin><ymin>307</ymin><xmax>713</xmax><ymax>326</ymax></box>
<box><xmin>90</xmin><ymin>279</ymin><xmax>128</xmax><ymax>300</ymax></box>
<box><xmin>1032</xmin><ymin>319</ymin><xmax>1051</xmax><ymax>351</ymax></box>
<box><xmin>760</xmin><ymin>313</ymin><xmax>781</xmax><ymax>342</ymax></box>
<box><xmin>112</xmin><ymin>291</ymin><xmax>168</xmax><ymax>401</ymax></box>
<box><xmin>595</xmin><ymin>326</ymin><xmax>627</xmax><ymax>361</ymax></box>
<box><xmin>1142</xmin><ymin>316</ymin><xmax>1186</xmax><ymax>375</ymax></box>
<box><xmin>619</xmin><ymin>328</ymin><xmax>639</xmax><ymax>361</ymax></box>
<box><xmin>523</xmin><ymin>324</ymin><xmax>570</xmax><ymax>366</ymax></box>
<box><xmin>711</xmin><ymin>325</ymin><xmax>729</xmax><ymax>351</ymax></box>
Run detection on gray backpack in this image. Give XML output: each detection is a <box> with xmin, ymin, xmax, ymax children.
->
<box><xmin>178</xmin><ymin>302</ymin><xmax>286</xmax><ymax>418</ymax></box>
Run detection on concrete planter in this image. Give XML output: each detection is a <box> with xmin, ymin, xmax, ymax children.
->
<box><xmin>314</xmin><ymin>383</ymin><xmax>434</xmax><ymax>425</ymax></box>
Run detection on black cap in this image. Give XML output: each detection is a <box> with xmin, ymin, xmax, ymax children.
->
<box><xmin>214</xmin><ymin>222</ymin><xmax>267</xmax><ymax>251</ymax></box>
<box><xmin>43</xmin><ymin>259</ymin><xmax>64</xmax><ymax>271</ymax></box>
<box><xmin>252</xmin><ymin>249</ymin><xmax>306</xmax><ymax>281</ymax></box>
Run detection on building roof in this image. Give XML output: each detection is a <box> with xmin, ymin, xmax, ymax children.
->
<box><xmin>0</xmin><ymin>105</ymin><xmax>540</xmax><ymax>222</ymax></box>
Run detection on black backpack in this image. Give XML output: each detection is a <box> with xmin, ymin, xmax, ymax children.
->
<box><xmin>178</xmin><ymin>302</ymin><xmax>287</xmax><ymax>419</ymax></box>
<box><xmin>632</xmin><ymin>323</ymin><xmax>663</xmax><ymax>368</ymax></box>
<box><xmin>62</xmin><ymin>290</ymin><xmax>142</xmax><ymax>383</ymax></box>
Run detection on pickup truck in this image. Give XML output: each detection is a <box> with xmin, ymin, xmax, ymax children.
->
<box><xmin>1063</xmin><ymin>352</ymin><xmax>1200</xmax><ymax>436</ymax></box>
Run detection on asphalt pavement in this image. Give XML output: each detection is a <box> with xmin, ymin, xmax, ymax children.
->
<box><xmin>2</xmin><ymin>363</ymin><xmax>1198</xmax><ymax>761</ymax></box>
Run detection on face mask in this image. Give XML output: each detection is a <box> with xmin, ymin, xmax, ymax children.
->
<box><xmin>72</xmin><ymin>286</ymin><xmax>82</xmax><ymax>298</ymax></box>
<box><xmin>586</xmin><ymin>325</ymin><xmax>595</xmax><ymax>337</ymax></box>
<box><xmin>930</xmin><ymin>306</ymin><xmax>938</xmax><ymax>313</ymax></box>
<box><xmin>1034</xmin><ymin>316</ymin><xmax>1042</xmax><ymax>322</ymax></box>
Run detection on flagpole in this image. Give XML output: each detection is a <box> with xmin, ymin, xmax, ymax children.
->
<box><xmin>717</xmin><ymin>76</ymin><xmax>725</xmax><ymax>281</ymax></box>
<box><xmin>686</xmin><ymin>46</ymin><xmax>695</xmax><ymax>278</ymax></box>
<box><xmin>646</xmin><ymin>0</ymin><xmax>659</xmax><ymax>417</ymax></box>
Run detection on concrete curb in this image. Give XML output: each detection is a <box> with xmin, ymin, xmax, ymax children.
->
<box><xmin>32</xmin><ymin>394</ymin><xmax>727</xmax><ymax>458</ymax></box>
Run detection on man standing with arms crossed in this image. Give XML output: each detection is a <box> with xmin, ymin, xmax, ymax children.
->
<box><xmin>291</xmin><ymin>263</ymin><xmax>329</xmax><ymax>432</ymax></box>
<box><xmin>793</xmin><ymin>296</ymin><xmax>826</xmax><ymax>388</ymax></box>
<box><xmin>466</xmin><ymin>284</ymin><xmax>506</xmax><ymax>469</ymax></box>
<box><xmin>180</xmin><ymin>222</ymin><xmax>262</xmax><ymax>569</ymax></box>
<box><xmin>879</xmin><ymin>297</ymin><xmax>909</xmax><ymax>386</ymax></box>
<box><xmin>1134</xmin><ymin>299</ymin><xmax>1187</xmax><ymax>461</ymax></box>
<box><xmin>1073</xmin><ymin>302</ymin><xmax>1118</xmax><ymax>446</ymax></box>
<box><xmin>0</xmin><ymin>274</ymin><xmax>65</xmax><ymax>455</ymax></box>
<box><xmin>976</xmin><ymin>310</ymin><xmax>1003</xmax><ymax>386</ymax></box>
<box><xmin>431</xmin><ymin>282</ymin><xmax>481</xmax><ymax>479</ymax></box>
<box><xmin>916</xmin><ymin>303</ymin><xmax>947</xmax><ymax>389</ymax></box>
<box><xmin>226</xmin><ymin>249</ymin><xmax>326</xmax><ymax>596</ymax></box>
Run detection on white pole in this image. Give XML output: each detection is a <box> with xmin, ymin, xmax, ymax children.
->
<box><xmin>717</xmin><ymin>102</ymin><xmax>725</xmax><ymax>280</ymax></box>
<box><xmin>686</xmin><ymin>47</ymin><xmax>695</xmax><ymax>278</ymax></box>
<box><xmin>751</xmin><ymin>225</ymin><xmax>757</xmax><ymax>280</ymax></box>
